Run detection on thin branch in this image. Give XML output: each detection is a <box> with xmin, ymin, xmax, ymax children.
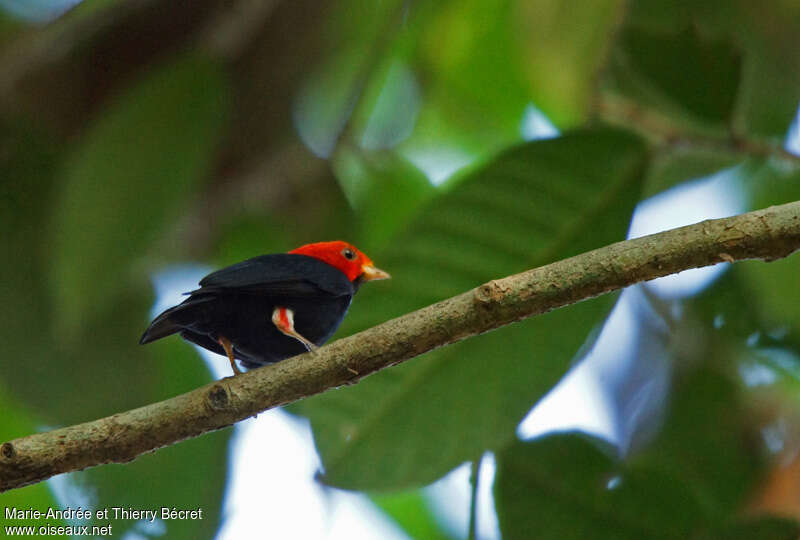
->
<box><xmin>2</xmin><ymin>201</ymin><xmax>800</xmax><ymax>492</ymax></box>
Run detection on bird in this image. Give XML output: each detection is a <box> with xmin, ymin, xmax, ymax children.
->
<box><xmin>139</xmin><ymin>241</ymin><xmax>389</xmax><ymax>375</ymax></box>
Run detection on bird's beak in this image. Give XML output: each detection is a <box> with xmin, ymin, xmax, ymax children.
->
<box><xmin>361</xmin><ymin>264</ymin><xmax>391</xmax><ymax>281</ymax></box>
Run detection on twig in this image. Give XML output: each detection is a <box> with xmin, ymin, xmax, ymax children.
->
<box><xmin>2</xmin><ymin>200</ymin><xmax>800</xmax><ymax>492</ymax></box>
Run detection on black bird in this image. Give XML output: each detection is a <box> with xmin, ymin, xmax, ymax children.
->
<box><xmin>140</xmin><ymin>241</ymin><xmax>389</xmax><ymax>374</ymax></box>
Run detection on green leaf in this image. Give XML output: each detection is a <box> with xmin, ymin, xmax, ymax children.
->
<box><xmin>612</xmin><ymin>25</ymin><xmax>742</xmax><ymax>125</ymax></box>
<box><xmin>638</xmin><ymin>370</ymin><xmax>760</xmax><ymax>517</ymax></box>
<box><xmin>372</xmin><ymin>490</ymin><xmax>455</xmax><ymax>540</ymax></box>
<box><xmin>0</xmin><ymin>120</ymin><xmax>60</xmax><ymax>381</ymax></box>
<box><xmin>494</xmin><ymin>370</ymin><xmax>791</xmax><ymax>539</ymax></box>
<box><xmin>619</xmin><ymin>1</ymin><xmax>800</xmax><ymax>137</ymax></box>
<box><xmin>290</xmin><ymin>127</ymin><xmax>648</xmax><ymax>490</ymax></box>
<box><xmin>624</xmin><ymin>0</ymin><xmax>741</xmax><ymax>33</ymax></box>
<box><xmin>735</xmin><ymin>3</ymin><xmax>800</xmax><ymax>137</ymax></box>
<box><xmin>495</xmin><ymin>433</ymin><xmax>696</xmax><ymax>540</ymax></box>
<box><xmin>49</xmin><ymin>53</ymin><xmax>229</xmax><ymax>338</ymax></box>
<box><xmin>700</xmin><ymin>517</ymin><xmax>800</xmax><ymax>540</ymax></box>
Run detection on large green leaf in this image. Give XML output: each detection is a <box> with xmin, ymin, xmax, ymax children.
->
<box><xmin>49</xmin><ymin>52</ymin><xmax>229</xmax><ymax>338</ymax></box>
<box><xmin>638</xmin><ymin>370</ymin><xmax>760</xmax><ymax>516</ymax></box>
<box><xmin>290</xmin><ymin>128</ymin><xmax>648</xmax><ymax>490</ymax></box>
<box><xmin>372</xmin><ymin>490</ymin><xmax>455</xmax><ymax>540</ymax></box>
<box><xmin>611</xmin><ymin>24</ymin><xmax>742</xmax><ymax>125</ymax></box>
<box><xmin>614</xmin><ymin>0</ymin><xmax>800</xmax><ymax>137</ymax></box>
<box><xmin>496</xmin><ymin>433</ymin><xmax>693</xmax><ymax>539</ymax></box>
<box><xmin>495</xmin><ymin>434</ymin><xmax>797</xmax><ymax>540</ymax></box>
<box><xmin>0</xmin><ymin>120</ymin><xmax>60</xmax><ymax>390</ymax></box>
<box><xmin>0</xmin><ymin>125</ymin><xmax>72</xmax><ymax>515</ymax></box>
<box><xmin>733</xmin><ymin>2</ymin><xmax>800</xmax><ymax>137</ymax></box>
<box><xmin>494</xmin><ymin>370</ymin><xmax>796</xmax><ymax>539</ymax></box>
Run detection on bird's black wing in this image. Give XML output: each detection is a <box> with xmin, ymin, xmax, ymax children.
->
<box><xmin>191</xmin><ymin>253</ymin><xmax>353</xmax><ymax>298</ymax></box>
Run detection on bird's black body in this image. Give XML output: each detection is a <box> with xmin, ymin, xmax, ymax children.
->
<box><xmin>140</xmin><ymin>254</ymin><xmax>358</xmax><ymax>368</ymax></box>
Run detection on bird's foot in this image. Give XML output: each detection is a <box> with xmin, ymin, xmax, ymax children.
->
<box><xmin>218</xmin><ymin>336</ymin><xmax>243</xmax><ymax>375</ymax></box>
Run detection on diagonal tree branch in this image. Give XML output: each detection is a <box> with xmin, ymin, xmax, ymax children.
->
<box><xmin>2</xmin><ymin>200</ymin><xmax>800</xmax><ymax>493</ymax></box>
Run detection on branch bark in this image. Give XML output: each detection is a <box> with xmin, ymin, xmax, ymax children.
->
<box><xmin>2</xmin><ymin>201</ymin><xmax>800</xmax><ymax>492</ymax></box>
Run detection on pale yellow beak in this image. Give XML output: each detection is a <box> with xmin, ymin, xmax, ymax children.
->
<box><xmin>361</xmin><ymin>264</ymin><xmax>391</xmax><ymax>281</ymax></box>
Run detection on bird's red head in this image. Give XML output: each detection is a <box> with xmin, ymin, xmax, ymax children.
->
<box><xmin>289</xmin><ymin>241</ymin><xmax>390</xmax><ymax>283</ymax></box>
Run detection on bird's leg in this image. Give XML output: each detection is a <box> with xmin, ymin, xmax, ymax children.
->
<box><xmin>272</xmin><ymin>307</ymin><xmax>318</xmax><ymax>353</ymax></box>
<box><xmin>217</xmin><ymin>336</ymin><xmax>242</xmax><ymax>375</ymax></box>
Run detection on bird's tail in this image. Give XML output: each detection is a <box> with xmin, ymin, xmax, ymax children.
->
<box><xmin>139</xmin><ymin>306</ymin><xmax>183</xmax><ymax>344</ymax></box>
<box><xmin>139</xmin><ymin>295</ymin><xmax>215</xmax><ymax>345</ymax></box>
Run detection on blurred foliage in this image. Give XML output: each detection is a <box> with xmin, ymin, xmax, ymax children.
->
<box><xmin>290</xmin><ymin>127</ymin><xmax>646</xmax><ymax>490</ymax></box>
<box><xmin>51</xmin><ymin>53</ymin><xmax>228</xmax><ymax>339</ymax></box>
<box><xmin>1</xmin><ymin>0</ymin><xmax>800</xmax><ymax>539</ymax></box>
<box><xmin>610</xmin><ymin>25</ymin><xmax>742</xmax><ymax>126</ymax></box>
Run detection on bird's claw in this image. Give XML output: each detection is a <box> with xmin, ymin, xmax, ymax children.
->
<box><xmin>218</xmin><ymin>336</ymin><xmax>243</xmax><ymax>375</ymax></box>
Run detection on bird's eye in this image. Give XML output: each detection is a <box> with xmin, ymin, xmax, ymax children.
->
<box><xmin>341</xmin><ymin>248</ymin><xmax>356</xmax><ymax>260</ymax></box>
